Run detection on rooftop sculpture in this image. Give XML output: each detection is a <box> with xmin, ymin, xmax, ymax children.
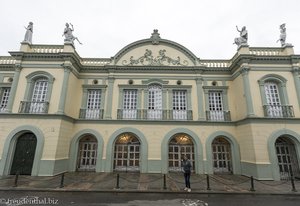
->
<box><xmin>277</xmin><ymin>23</ymin><xmax>287</xmax><ymax>47</ymax></box>
<box><xmin>233</xmin><ymin>25</ymin><xmax>248</xmax><ymax>47</ymax></box>
<box><xmin>23</xmin><ymin>22</ymin><xmax>33</xmax><ymax>44</ymax></box>
<box><xmin>63</xmin><ymin>23</ymin><xmax>82</xmax><ymax>45</ymax></box>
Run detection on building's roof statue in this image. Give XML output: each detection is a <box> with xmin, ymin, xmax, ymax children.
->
<box><xmin>63</xmin><ymin>23</ymin><xmax>82</xmax><ymax>45</ymax></box>
<box><xmin>23</xmin><ymin>22</ymin><xmax>33</xmax><ymax>44</ymax></box>
<box><xmin>276</xmin><ymin>23</ymin><xmax>293</xmax><ymax>47</ymax></box>
<box><xmin>151</xmin><ymin>29</ymin><xmax>161</xmax><ymax>45</ymax></box>
<box><xmin>233</xmin><ymin>25</ymin><xmax>248</xmax><ymax>48</ymax></box>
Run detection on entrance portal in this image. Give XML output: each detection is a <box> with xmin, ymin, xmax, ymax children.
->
<box><xmin>168</xmin><ymin>134</ymin><xmax>195</xmax><ymax>172</ymax></box>
<box><xmin>10</xmin><ymin>133</ymin><xmax>37</xmax><ymax>175</ymax></box>
<box><xmin>114</xmin><ymin>133</ymin><xmax>140</xmax><ymax>172</ymax></box>
<box><xmin>212</xmin><ymin>137</ymin><xmax>232</xmax><ymax>174</ymax></box>
<box><xmin>77</xmin><ymin>136</ymin><xmax>98</xmax><ymax>171</ymax></box>
<box><xmin>275</xmin><ymin>137</ymin><xmax>300</xmax><ymax>180</ymax></box>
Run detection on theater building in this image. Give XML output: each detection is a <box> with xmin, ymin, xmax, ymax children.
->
<box><xmin>0</xmin><ymin>30</ymin><xmax>300</xmax><ymax>180</ymax></box>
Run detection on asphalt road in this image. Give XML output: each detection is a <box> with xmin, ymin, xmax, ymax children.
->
<box><xmin>0</xmin><ymin>191</ymin><xmax>300</xmax><ymax>206</ymax></box>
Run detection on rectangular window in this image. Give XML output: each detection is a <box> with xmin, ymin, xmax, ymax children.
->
<box><xmin>122</xmin><ymin>89</ymin><xmax>137</xmax><ymax>119</ymax></box>
<box><xmin>147</xmin><ymin>85</ymin><xmax>162</xmax><ymax>119</ymax></box>
<box><xmin>85</xmin><ymin>90</ymin><xmax>101</xmax><ymax>119</ymax></box>
<box><xmin>208</xmin><ymin>91</ymin><xmax>224</xmax><ymax>121</ymax></box>
<box><xmin>264</xmin><ymin>82</ymin><xmax>283</xmax><ymax>117</ymax></box>
<box><xmin>0</xmin><ymin>88</ymin><xmax>10</xmax><ymax>112</ymax></box>
<box><xmin>29</xmin><ymin>79</ymin><xmax>49</xmax><ymax>113</ymax></box>
<box><xmin>172</xmin><ymin>90</ymin><xmax>187</xmax><ymax>120</ymax></box>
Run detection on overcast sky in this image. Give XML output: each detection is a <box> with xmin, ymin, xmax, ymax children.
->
<box><xmin>0</xmin><ymin>0</ymin><xmax>299</xmax><ymax>59</ymax></box>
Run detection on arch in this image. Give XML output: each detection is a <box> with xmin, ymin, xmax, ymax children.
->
<box><xmin>105</xmin><ymin>128</ymin><xmax>148</xmax><ymax>173</ymax></box>
<box><xmin>26</xmin><ymin>71</ymin><xmax>55</xmax><ymax>83</ymax></box>
<box><xmin>161</xmin><ymin>128</ymin><xmax>203</xmax><ymax>174</ymax></box>
<box><xmin>69</xmin><ymin>129</ymin><xmax>104</xmax><ymax>172</ymax></box>
<box><xmin>114</xmin><ymin>38</ymin><xmax>198</xmax><ymax>65</ymax></box>
<box><xmin>24</xmin><ymin>71</ymin><xmax>55</xmax><ymax>103</ymax></box>
<box><xmin>258</xmin><ymin>74</ymin><xmax>290</xmax><ymax>112</ymax></box>
<box><xmin>258</xmin><ymin>74</ymin><xmax>287</xmax><ymax>85</ymax></box>
<box><xmin>0</xmin><ymin>125</ymin><xmax>45</xmax><ymax>176</ymax></box>
<box><xmin>205</xmin><ymin>131</ymin><xmax>241</xmax><ymax>175</ymax></box>
<box><xmin>268</xmin><ymin>129</ymin><xmax>300</xmax><ymax>180</ymax></box>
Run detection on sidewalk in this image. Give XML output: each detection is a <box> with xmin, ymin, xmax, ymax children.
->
<box><xmin>0</xmin><ymin>172</ymin><xmax>299</xmax><ymax>195</ymax></box>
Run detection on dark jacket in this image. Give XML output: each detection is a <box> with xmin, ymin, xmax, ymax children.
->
<box><xmin>181</xmin><ymin>159</ymin><xmax>192</xmax><ymax>173</ymax></box>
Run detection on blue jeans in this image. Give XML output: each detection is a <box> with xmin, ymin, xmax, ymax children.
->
<box><xmin>184</xmin><ymin>172</ymin><xmax>191</xmax><ymax>188</ymax></box>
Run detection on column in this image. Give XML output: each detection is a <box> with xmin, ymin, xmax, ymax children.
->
<box><xmin>196</xmin><ymin>78</ymin><xmax>205</xmax><ymax>120</ymax></box>
<box><xmin>6</xmin><ymin>65</ymin><xmax>22</xmax><ymax>113</ymax></box>
<box><xmin>240</xmin><ymin>67</ymin><xmax>255</xmax><ymax>117</ymax></box>
<box><xmin>57</xmin><ymin>66</ymin><xmax>71</xmax><ymax>114</ymax></box>
<box><xmin>292</xmin><ymin>67</ymin><xmax>300</xmax><ymax>108</ymax></box>
<box><xmin>104</xmin><ymin>77</ymin><xmax>115</xmax><ymax>119</ymax></box>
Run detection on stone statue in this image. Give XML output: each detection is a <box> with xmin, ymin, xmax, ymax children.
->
<box><xmin>151</xmin><ymin>29</ymin><xmax>160</xmax><ymax>45</ymax></box>
<box><xmin>63</xmin><ymin>23</ymin><xmax>82</xmax><ymax>45</ymax></box>
<box><xmin>234</xmin><ymin>26</ymin><xmax>248</xmax><ymax>47</ymax></box>
<box><xmin>23</xmin><ymin>22</ymin><xmax>33</xmax><ymax>44</ymax></box>
<box><xmin>277</xmin><ymin>23</ymin><xmax>286</xmax><ymax>46</ymax></box>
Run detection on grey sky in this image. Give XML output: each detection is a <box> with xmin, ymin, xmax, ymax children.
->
<box><xmin>0</xmin><ymin>0</ymin><xmax>299</xmax><ymax>59</ymax></box>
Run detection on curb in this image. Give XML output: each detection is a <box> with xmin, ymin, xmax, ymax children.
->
<box><xmin>0</xmin><ymin>187</ymin><xmax>299</xmax><ymax>196</ymax></box>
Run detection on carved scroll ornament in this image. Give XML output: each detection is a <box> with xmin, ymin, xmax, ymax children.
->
<box><xmin>122</xmin><ymin>49</ymin><xmax>189</xmax><ymax>66</ymax></box>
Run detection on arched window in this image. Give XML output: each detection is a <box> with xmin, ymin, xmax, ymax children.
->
<box><xmin>20</xmin><ymin>71</ymin><xmax>54</xmax><ymax>114</ymax></box>
<box><xmin>258</xmin><ymin>75</ymin><xmax>294</xmax><ymax>118</ymax></box>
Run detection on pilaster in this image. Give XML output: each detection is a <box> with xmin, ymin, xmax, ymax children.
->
<box><xmin>6</xmin><ymin>64</ymin><xmax>22</xmax><ymax>113</ymax></box>
<box><xmin>104</xmin><ymin>77</ymin><xmax>115</xmax><ymax>119</ymax></box>
<box><xmin>292</xmin><ymin>66</ymin><xmax>300</xmax><ymax>108</ymax></box>
<box><xmin>240</xmin><ymin>67</ymin><xmax>255</xmax><ymax>117</ymax></box>
<box><xmin>196</xmin><ymin>78</ymin><xmax>205</xmax><ymax>120</ymax></box>
<box><xmin>57</xmin><ymin>65</ymin><xmax>71</xmax><ymax>114</ymax></box>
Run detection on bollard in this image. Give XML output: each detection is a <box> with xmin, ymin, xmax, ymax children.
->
<box><xmin>291</xmin><ymin>175</ymin><xmax>297</xmax><ymax>192</ymax></box>
<box><xmin>206</xmin><ymin>174</ymin><xmax>211</xmax><ymax>190</ymax></box>
<box><xmin>14</xmin><ymin>172</ymin><xmax>19</xmax><ymax>187</ymax></box>
<box><xmin>163</xmin><ymin>174</ymin><xmax>167</xmax><ymax>190</ymax></box>
<box><xmin>250</xmin><ymin>176</ymin><xmax>255</xmax><ymax>191</ymax></box>
<box><xmin>115</xmin><ymin>173</ymin><xmax>120</xmax><ymax>189</ymax></box>
<box><xmin>60</xmin><ymin>173</ymin><xmax>65</xmax><ymax>188</ymax></box>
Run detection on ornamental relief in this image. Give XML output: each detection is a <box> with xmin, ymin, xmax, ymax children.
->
<box><xmin>122</xmin><ymin>49</ymin><xmax>189</xmax><ymax>66</ymax></box>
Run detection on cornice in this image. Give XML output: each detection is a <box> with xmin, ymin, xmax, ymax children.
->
<box><xmin>1</xmin><ymin>113</ymin><xmax>300</xmax><ymax>126</ymax></box>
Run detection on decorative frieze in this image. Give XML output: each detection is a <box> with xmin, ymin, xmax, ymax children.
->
<box><xmin>122</xmin><ymin>49</ymin><xmax>189</xmax><ymax>66</ymax></box>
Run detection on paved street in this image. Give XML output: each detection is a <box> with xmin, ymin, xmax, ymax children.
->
<box><xmin>0</xmin><ymin>172</ymin><xmax>299</xmax><ymax>194</ymax></box>
<box><xmin>0</xmin><ymin>172</ymin><xmax>300</xmax><ymax>205</ymax></box>
<box><xmin>1</xmin><ymin>191</ymin><xmax>300</xmax><ymax>206</ymax></box>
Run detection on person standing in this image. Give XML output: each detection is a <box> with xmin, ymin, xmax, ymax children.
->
<box><xmin>182</xmin><ymin>155</ymin><xmax>192</xmax><ymax>192</ymax></box>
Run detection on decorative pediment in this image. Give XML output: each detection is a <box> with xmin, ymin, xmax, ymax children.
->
<box><xmin>114</xmin><ymin>31</ymin><xmax>198</xmax><ymax>66</ymax></box>
<box><xmin>122</xmin><ymin>49</ymin><xmax>188</xmax><ymax>66</ymax></box>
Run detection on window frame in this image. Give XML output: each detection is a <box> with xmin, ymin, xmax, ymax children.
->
<box><xmin>258</xmin><ymin>74</ymin><xmax>289</xmax><ymax>106</ymax></box>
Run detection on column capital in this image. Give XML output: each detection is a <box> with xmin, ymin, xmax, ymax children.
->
<box><xmin>240</xmin><ymin>67</ymin><xmax>250</xmax><ymax>76</ymax></box>
<box><xmin>292</xmin><ymin>66</ymin><xmax>300</xmax><ymax>76</ymax></box>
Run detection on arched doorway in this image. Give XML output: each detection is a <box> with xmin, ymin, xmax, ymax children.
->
<box><xmin>168</xmin><ymin>134</ymin><xmax>195</xmax><ymax>172</ymax></box>
<box><xmin>76</xmin><ymin>135</ymin><xmax>98</xmax><ymax>171</ymax></box>
<box><xmin>212</xmin><ymin>137</ymin><xmax>232</xmax><ymax>174</ymax></box>
<box><xmin>10</xmin><ymin>133</ymin><xmax>37</xmax><ymax>175</ymax></box>
<box><xmin>275</xmin><ymin>136</ymin><xmax>300</xmax><ymax>180</ymax></box>
<box><xmin>113</xmin><ymin>133</ymin><xmax>140</xmax><ymax>172</ymax></box>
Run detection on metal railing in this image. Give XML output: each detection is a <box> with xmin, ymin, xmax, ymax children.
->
<box><xmin>117</xmin><ymin>109</ymin><xmax>193</xmax><ymax>120</ymax></box>
<box><xmin>206</xmin><ymin>110</ymin><xmax>231</xmax><ymax>121</ymax></box>
<box><xmin>263</xmin><ymin>105</ymin><xmax>294</xmax><ymax>118</ymax></box>
<box><xmin>18</xmin><ymin>101</ymin><xmax>49</xmax><ymax>114</ymax></box>
<box><xmin>79</xmin><ymin>108</ymin><xmax>104</xmax><ymax>119</ymax></box>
